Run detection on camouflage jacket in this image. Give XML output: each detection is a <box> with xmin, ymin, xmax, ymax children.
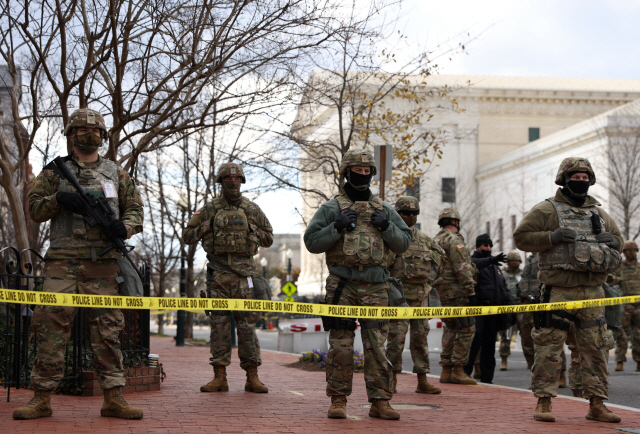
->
<box><xmin>609</xmin><ymin>260</ymin><xmax>640</xmax><ymax>296</ymax></box>
<box><xmin>183</xmin><ymin>195</ymin><xmax>273</xmax><ymax>277</ymax></box>
<box><xmin>514</xmin><ymin>188</ymin><xmax>623</xmax><ymax>287</ymax></box>
<box><xmin>501</xmin><ymin>266</ymin><xmax>522</xmax><ymax>303</ymax></box>
<box><xmin>388</xmin><ymin>228</ymin><xmax>445</xmax><ymax>300</ymax></box>
<box><xmin>433</xmin><ymin>228</ymin><xmax>477</xmax><ymax>301</ymax></box>
<box><xmin>28</xmin><ymin>152</ymin><xmax>143</xmax><ymax>260</ymax></box>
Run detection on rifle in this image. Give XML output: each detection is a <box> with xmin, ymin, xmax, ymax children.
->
<box><xmin>52</xmin><ymin>156</ymin><xmax>142</xmax><ymax>279</ymax></box>
<box><xmin>199</xmin><ymin>289</ymin><xmax>214</xmax><ymax>316</ymax></box>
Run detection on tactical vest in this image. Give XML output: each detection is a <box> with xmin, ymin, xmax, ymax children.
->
<box><xmin>389</xmin><ymin>230</ymin><xmax>437</xmax><ymax>284</ymax></box>
<box><xmin>50</xmin><ymin>158</ymin><xmax>119</xmax><ymax>251</ymax></box>
<box><xmin>433</xmin><ymin>231</ymin><xmax>462</xmax><ymax>286</ymax></box>
<box><xmin>325</xmin><ymin>194</ymin><xmax>388</xmax><ymax>269</ymax></box>
<box><xmin>538</xmin><ymin>199</ymin><xmax>622</xmax><ymax>274</ymax></box>
<box><xmin>519</xmin><ymin>254</ymin><xmax>540</xmax><ymax>299</ymax></box>
<box><xmin>502</xmin><ymin>268</ymin><xmax>521</xmax><ymax>302</ymax></box>
<box><xmin>201</xmin><ymin>197</ymin><xmax>259</xmax><ymax>257</ymax></box>
<box><xmin>619</xmin><ymin>262</ymin><xmax>640</xmax><ymax>296</ymax></box>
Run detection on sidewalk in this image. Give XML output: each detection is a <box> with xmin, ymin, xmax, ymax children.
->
<box><xmin>2</xmin><ymin>336</ymin><xmax>638</xmax><ymax>433</ymax></box>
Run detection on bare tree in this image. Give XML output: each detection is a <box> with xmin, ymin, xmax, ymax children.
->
<box><xmin>603</xmin><ymin>114</ymin><xmax>640</xmax><ymax>240</ymax></box>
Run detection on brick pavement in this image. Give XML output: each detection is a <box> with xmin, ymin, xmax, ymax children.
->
<box><xmin>2</xmin><ymin>335</ymin><xmax>639</xmax><ymax>433</ymax></box>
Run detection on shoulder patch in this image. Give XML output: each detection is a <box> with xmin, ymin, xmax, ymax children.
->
<box><xmin>194</xmin><ymin>209</ymin><xmax>202</xmax><ymax>215</ymax></box>
<box><xmin>456</xmin><ymin>243</ymin><xmax>465</xmax><ymax>249</ymax></box>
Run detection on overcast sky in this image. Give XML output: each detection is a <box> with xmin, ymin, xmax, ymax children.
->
<box><xmin>257</xmin><ymin>0</ymin><xmax>640</xmax><ymax>234</ymax></box>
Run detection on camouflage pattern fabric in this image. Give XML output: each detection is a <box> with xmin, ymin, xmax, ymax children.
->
<box><xmin>324</xmin><ymin>273</ymin><xmax>392</xmax><ymax>402</ymax></box>
<box><xmin>386</xmin><ymin>291</ymin><xmax>430</xmax><ymax>374</ymax></box>
<box><xmin>394</xmin><ymin>196</ymin><xmax>420</xmax><ymax>212</ymax></box>
<box><xmin>538</xmin><ymin>199</ymin><xmax>622</xmax><ymax>274</ymax></box>
<box><xmin>531</xmin><ymin>285</ymin><xmax>610</xmax><ymax>399</ymax></box>
<box><xmin>433</xmin><ymin>229</ymin><xmax>476</xmax><ymax>301</ymax></box>
<box><xmin>338</xmin><ymin>149</ymin><xmax>377</xmax><ymax>178</ymax></box>
<box><xmin>554</xmin><ymin>157</ymin><xmax>596</xmax><ymax>186</ymax></box>
<box><xmin>499</xmin><ymin>265</ymin><xmax>523</xmax><ymax>358</ymax></box>
<box><xmin>207</xmin><ymin>268</ymin><xmax>261</xmax><ymax>370</ymax></box>
<box><xmin>183</xmin><ymin>196</ymin><xmax>273</xmax><ymax>277</ymax></box>
<box><xmin>388</xmin><ymin>230</ymin><xmax>444</xmax><ymax>293</ymax></box>
<box><xmin>64</xmin><ymin>108</ymin><xmax>108</xmax><ymax>137</ymax></box>
<box><xmin>518</xmin><ymin>312</ymin><xmax>536</xmax><ymax>368</ymax></box>
<box><xmin>30</xmin><ymin>259</ymin><xmax>125</xmax><ymax>391</ymax></box>
<box><xmin>215</xmin><ymin>162</ymin><xmax>246</xmax><ymax>183</ymax></box>
<box><xmin>437</xmin><ymin>207</ymin><xmax>461</xmax><ymax>223</ymax></box>
<box><xmin>325</xmin><ymin>194</ymin><xmax>389</xmax><ymax>269</ymax></box>
<box><xmin>613</xmin><ymin>304</ymin><xmax>640</xmax><ymax>363</ymax></box>
<box><xmin>439</xmin><ymin>297</ymin><xmax>475</xmax><ymax>367</ymax></box>
<box><xmin>28</xmin><ymin>152</ymin><xmax>144</xmax><ymax>260</ymax></box>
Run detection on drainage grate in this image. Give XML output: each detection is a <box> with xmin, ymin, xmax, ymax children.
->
<box><xmin>361</xmin><ymin>404</ymin><xmax>441</xmax><ymax>410</ymax></box>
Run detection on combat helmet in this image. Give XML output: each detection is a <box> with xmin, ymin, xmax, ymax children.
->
<box><xmin>555</xmin><ymin>157</ymin><xmax>596</xmax><ymax>186</ymax></box>
<box><xmin>64</xmin><ymin>108</ymin><xmax>108</xmax><ymax>140</ymax></box>
<box><xmin>506</xmin><ymin>251</ymin><xmax>522</xmax><ymax>263</ymax></box>
<box><xmin>395</xmin><ymin>196</ymin><xmax>419</xmax><ymax>213</ymax></box>
<box><xmin>623</xmin><ymin>240</ymin><xmax>639</xmax><ymax>251</ymax></box>
<box><xmin>437</xmin><ymin>207</ymin><xmax>461</xmax><ymax>226</ymax></box>
<box><xmin>339</xmin><ymin>149</ymin><xmax>377</xmax><ymax>178</ymax></box>
<box><xmin>216</xmin><ymin>163</ymin><xmax>246</xmax><ymax>183</ymax></box>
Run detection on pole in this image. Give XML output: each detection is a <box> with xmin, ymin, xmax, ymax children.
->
<box><xmin>176</xmin><ymin>208</ymin><xmax>186</xmax><ymax>347</ymax></box>
<box><xmin>380</xmin><ymin>145</ymin><xmax>386</xmax><ymax>201</ymax></box>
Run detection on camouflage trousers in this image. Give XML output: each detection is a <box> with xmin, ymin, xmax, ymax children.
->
<box><xmin>439</xmin><ymin>296</ymin><xmax>475</xmax><ymax>367</ymax></box>
<box><xmin>531</xmin><ymin>285</ymin><xmax>609</xmax><ymax>399</ymax></box>
<box><xmin>518</xmin><ymin>311</ymin><xmax>535</xmax><ymax>368</ymax></box>
<box><xmin>613</xmin><ymin>303</ymin><xmax>640</xmax><ymax>363</ymax></box>
<box><xmin>386</xmin><ymin>297</ymin><xmax>430</xmax><ymax>374</ymax></box>
<box><xmin>207</xmin><ymin>268</ymin><xmax>260</xmax><ymax>370</ymax></box>
<box><xmin>499</xmin><ymin>326</ymin><xmax>515</xmax><ymax>358</ymax></box>
<box><xmin>30</xmin><ymin>259</ymin><xmax>125</xmax><ymax>391</ymax></box>
<box><xmin>325</xmin><ymin>273</ymin><xmax>392</xmax><ymax>402</ymax></box>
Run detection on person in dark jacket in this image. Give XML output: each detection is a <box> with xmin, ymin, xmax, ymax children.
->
<box><xmin>463</xmin><ymin>234</ymin><xmax>511</xmax><ymax>383</ymax></box>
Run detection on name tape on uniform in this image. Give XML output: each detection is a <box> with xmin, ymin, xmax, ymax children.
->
<box><xmin>1</xmin><ymin>288</ymin><xmax>639</xmax><ymax>319</ymax></box>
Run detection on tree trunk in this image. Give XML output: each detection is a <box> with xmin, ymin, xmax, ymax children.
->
<box><xmin>0</xmin><ymin>168</ymin><xmax>30</xmax><ymax>260</ymax></box>
<box><xmin>185</xmin><ymin>245</ymin><xmax>196</xmax><ymax>339</ymax></box>
<box><xmin>158</xmin><ymin>313</ymin><xmax>165</xmax><ymax>335</ymax></box>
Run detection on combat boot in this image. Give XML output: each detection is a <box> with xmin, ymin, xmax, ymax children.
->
<box><xmin>416</xmin><ymin>373</ymin><xmax>441</xmax><ymax>394</ymax></box>
<box><xmin>439</xmin><ymin>365</ymin><xmax>452</xmax><ymax>383</ymax></box>
<box><xmin>245</xmin><ymin>365</ymin><xmax>268</xmax><ymax>393</ymax></box>
<box><xmin>586</xmin><ymin>397</ymin><xmax>621</xmax><ymax>423</ymax></box>
<box><xmin>391</xmin><ymin>371</ymin><xmax>399</xmax><ymax>393</ymax></box>
<box><xmin>369</xmin><ymin>399</ymin><xmax>400</xmax><ymax>420</ymax></box>
<box><xmin>534</xmin><ymin>397</ymin><xmax>555</xmax><ymax>422</ymax></box>
<box><xmin>450</xmin><ymin>365</ymin><xmax>477</xmax><ymax>385</ymax></box>
<box><xmin>500</xmin><ymin>356</ymin><xmax>508</xmax><ymax>371</ymax></box>
<box><xmin>473</xmin><ymin>362</ymin><xmax>481</xmax><ymax>379</ymax></box>
<box><xmin>13</xmin><ymin>390</ymin><xmax>53</xmax><ymax>420</ymax></box>
<box><xmin>614</xmin><ymin>362</ymin><xmax>623</xmax><ymax>371</ymax></box>
<box><xmin>572</xmin><ymin>389</ymin><xmax>584</xmax><ymax>398</ymax></box>
<box><xmin>101</xmin><ymin>386</ymin><xmax>143</xmax><ymax>419</ymax></box>
<box><xmin>327</xmin><ymin>396</ymin><xmax>347</xmax><ymax>419</ymax></box>
<box><xmin>558</xmin><ymin>371</ymin><xmax>567</xmax><ymax>388</ymax></box>
<box><xmin>200</xmin><ymin>366</ymin><xmax>229</xmax><ymax>392</ymax></box>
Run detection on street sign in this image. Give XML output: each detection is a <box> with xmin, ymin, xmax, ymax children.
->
<box><xmin>281</xmin><ymin>282</ymin><xmax>297</xmax><ymax>296</ymax></box>
<box><xmin>285</xmin><ymin>296</ymin><xmax>295</xmax><ymax>302</ymax></box>
<box><xmin>373</xmin><ymin>145</ymin><xmax>392</xmax><ymax>200</ymax></box>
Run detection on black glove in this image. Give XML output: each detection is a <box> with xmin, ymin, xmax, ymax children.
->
<box><xmin>370</xmin><ymin>210</ymin><xmax>390</xmax><ymax>231</ymax></box>
<box><xmin>596</xmin><ymin>231</ymin><xmax>618</xmax><ymax>248</ymax></box>
<box><xmin>467</xmin><ymin>294</ymin><xmax>478</xmax><ymax>306</ymax></box>
<box><xmin>56</xmin><ymin>192</ymin><xmax>87</xmax><ymax>215</ymax></box>
<box><xmin>491</xmin><ymin>252</ymin><xmax>507</xmax><ymax>265</ymax></box>
<box><xmin>335</xmin><ymin>210</ymin><xmax>357</xmax><ymax>232</ymax></box>
<box><xmin>550</xmin><ymin>227</ymin><xmax>576</xmax><ymax>245</ymax></box>
<box><xmin>103</xmin><ymin>219</ymin><xmax>128</xmax><ymax>240</ymax></box>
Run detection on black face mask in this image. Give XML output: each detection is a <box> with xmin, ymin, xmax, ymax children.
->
<box><xmin>222</xmin><ymin>180</ymin><xmax>242</xmax><ymax>205</ymax></box>
<box><xmin>479</xmin><ymin>250</ymin><xmax>491</xmax><ymax>258</ymax></box>
<box><xmin>343</xmin><ymin>170</ymin><xmax>372</xmax><ymax>202</ymax></box>
<box><xmin>566</xmin><ymin>180</ymin><xmax>590</xmax><ymax>197</ymax></box>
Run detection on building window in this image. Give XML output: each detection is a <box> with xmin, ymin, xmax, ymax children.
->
<box><xmin>511</xmin><ymin>215</ymin><xmax>517</xmax><ymax>249</ymax></box>
<box><xmin>528</xmin><ymin>127</ymin><xmax>540</xmax><ymax>142</ymax></box>
<box><xmin>442</xmin><ymin>177</ymin><xmax>456</xmax><ymax>203</ymax></box>
<box><xmin>406</xmin><ymin>176</ymin><xmax>420</xmax><ymax>200</ymax></box>
<box><xmin>486</xmin><ymin>221</ymin><xmax>491</xmax><ymax>238</ymax></box>
<box><xmin>498</xmin><ymin>218</ymin><xmax>503</xmax><ymax>251</ymax></box>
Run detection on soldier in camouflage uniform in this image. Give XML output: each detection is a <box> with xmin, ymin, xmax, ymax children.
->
<box><xmin>14</xmin><ymin>109</ymin><xmax>144</xmax><ymax>420</ymax></box>
<box><xmin>304</xmin><ymin>149</ymin><xmax>412</xmax><ymax>420</ymax></box>
<box><xmin>514</xmin><ymin>157</ymin><xmax>622</xmax><ymax>423</ymax></box>
<box><xmin>433</xmin><ymin>208</ymin><xmax>478</xmax><ymax>385</ymax></box>
<box><xmin>609</xmin><ymin>240</ymin><xmax>640</xmax><ymax>372</ymax></box>
<box><xmin>386</xmin><ymin>196</ymin><xmax>444</xmax><ymax>395</ymax></box>
<box><xmin>499</xmin><ymin>251</ymin><xmax>522</xmax><ymax>371</ymax></box>
<box><xmin>183</xmin><ymin>163</ymin><xmax>273</xmax><ymax>394</ymax></box>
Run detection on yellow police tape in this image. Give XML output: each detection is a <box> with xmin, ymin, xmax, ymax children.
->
<box><xmin>1</xmin><ymin>288</ymin><xmax>639</xmax><ymax>320</ymax></box>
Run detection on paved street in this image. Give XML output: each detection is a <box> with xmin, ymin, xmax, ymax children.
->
<box><xmin>153</xmin><ymin>320</ymin><xmax>640</xmax><ymax>409</ymax></box>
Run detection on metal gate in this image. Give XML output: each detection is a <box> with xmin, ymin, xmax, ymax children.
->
<box><xmin>0</xmin><ymin>247</ymin><xmax>150</xmax><ymax>401</ymax></box>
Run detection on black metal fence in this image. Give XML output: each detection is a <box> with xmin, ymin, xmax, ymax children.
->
<box><xmin>0</xmin><ymin>247</ymin><xmax>150</xmax><ymax>401</ymax></box>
